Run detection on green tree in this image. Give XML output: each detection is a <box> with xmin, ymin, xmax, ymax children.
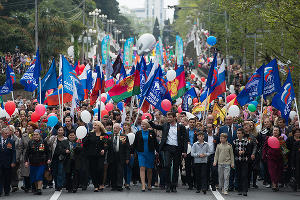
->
<box><xmin>153</xmin><ymin>17</ymin><xmax>160</xmax><ymax>40</ymax></box>
<box><xmin>70</xmin><ymin>20</ymin><xmax>85</xmax><ymax>61</ymax></box>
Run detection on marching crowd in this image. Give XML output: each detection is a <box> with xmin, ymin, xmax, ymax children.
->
<box><xmin>0</xmin><ymin>94</ymin><xmax>300</xmax><ymax>197</ymax></box>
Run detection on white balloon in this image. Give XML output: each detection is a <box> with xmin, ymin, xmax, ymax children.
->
<box><xmin>127</xmin><ymin>133</ymin><xmax>135</xmax><ymax>145</ymax></box>
<box><xmin>166</xmin><ymin>70</ymin><xmax>176</xmax><ymax>81</ymax></box>
<box><xmin>136</xmin><ymin>33</ymin><xmax>156</xmax><ymax>56</ymax></box>
<box><xmin>175</xmin><ymin>98</ymin><xmax>182</xmax><ymax>106</ymax></box>
<box><xmin>289</xmin><ymin>111</ymin><xmax>297</xmax><ymax>120</ymax></box>
<box><xmin>228</xmin><ymin>105</ymin><xmax>240</xmax><ymax>117</ymax></box>
<box><xmin>187</xmin><ymin>144</ymin><xmax>192</xmax><ymax>154</ymax></box>
<box><xmin>76</xmin><ymin>126</ymin><xmax>87</xmax><ymax>139</ymax></box>
<box><xmin>188</xmin><ymin>97</ymin><xmax>192</xmax><ymax>105</ymax></box>
<box><xmin>229</xmin><ymin>85</ymin><xmax>235</xmax><ymax>94</ymax></box>
<box><xmin>80</xmin><ymin>110</ymin><xmax>91</xmax><ymax>123</ymax></box>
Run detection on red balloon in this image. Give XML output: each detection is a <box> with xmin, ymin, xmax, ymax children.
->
<box><xmin>35</xmin><ymin>104</ymin><xmax>46</xmax><ymax>116</ymax></box>
<box><xmin>105</xmin><ymin>103</ymin><xmax>114</xmax><ymax>112</ymax></box>
<box><xmin>78</xmin><ymin>64</ymin><xmax>85</xmax><ymax>75</ymax></box>
<box><xmin>31</xmin><ymin>112</ymin><xmax>41</xmax><ymax>123</ymax></box>
<box><xmin>101</xmin><ymin>110</ymin><xmax>109</xmax><ymax>119</ymax></box>
<box><xmin>178</xmin><ymin>106</ymin><xmax>182</xmax><ymax>113</ymax></box>
<box><xmin>142</xmin><ymin>113</ymin><xmax>152</xmax><ymax>120</ymax></box>
<box><xmin>226</xmin><ymin>94</ymin><xmax>237</xmax><ymax>103</ymax></box>
<box><xmin>268</xmin><ymin>136</ymin><xmax>280</xmax><ymax>149</ymax></box>
<box><xmin>190</xmin><ymin>74</ymin><xmax>195</xmax><ymax>80</ymax></box>
<box><xmin>200</xmin><ymin>77</ymin><xmax>206</xmax><ymax>82</ymax></box>
<box><xmin>193</xmin><ymin>98</ymin><xmax>198</xmax><ymax>105</ymax></box>
<box><xmin>101</xmin><ymin>96</ymin><xmax>107</xmax><ymax>103</ymax></box>
<box><xmin>5</xmin><ymin>101</ymin><xmax>16</xmax><ymax>116</ymax></box>
<box><xmin>161</xmin><ymin>99</ymin><xmax>172</xmax><ymax>112</ymax></box>
<box><xmin>47</xmin><ymin>113</ymin><xmax>57</xmax><ymax>119</ymax></box>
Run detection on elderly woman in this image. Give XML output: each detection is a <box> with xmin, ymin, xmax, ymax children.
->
<box><xmin>133</xmin><ymin>120</ymin><xmax>158</xmax><ymax>191</ymax></box>
<box><xmin>82</xmin><ymin>121</ymin><xmax>108</xmax><ymax>192</ymax></box>
<box><xmin>25</xmin><ymin>130</ymin><xmax>51</xmax><ymax>195</ymax></box>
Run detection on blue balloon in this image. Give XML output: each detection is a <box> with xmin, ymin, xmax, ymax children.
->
<box><xmin>93</xmin><ymin>108</ymin><xmax>99</xmax><ymax>116</ymax></box>
<box><xmin>207</xmin><ymin>36</ymin><xmax>217</xmax><ymax>46</ymax></box>
<box><xmin>45</xmin><ymin>105</ymin><xmax>48</xmax><ymax>109</ymax></box>
<box><xmin>47</xmin><ymin>116</ymin><xmax>58</xmax><ymax>127</ymax></box>
<box><xmin>117</xmin><ymin>102</ymin><xmax>124</xmax><ymax>111</ymax></box>
<box><xmin>250</xmin><ymin>101</ymin><xmax>258</xmax><ymax>107</ymax></box>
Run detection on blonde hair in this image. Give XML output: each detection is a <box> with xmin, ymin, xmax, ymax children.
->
<box><xmin>93</xmin><ymin>121</ymin><xmax>106</xmax><ymax>133</ymax></box>
<box><xmin>141</xmin><ymin>119</ymin><xmax>150</xmax><ymax>129</ymax></box>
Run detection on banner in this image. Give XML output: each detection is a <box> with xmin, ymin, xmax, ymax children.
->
<box><xmin>175</xmin><ymin>35</ymin><xmax>183</xmax><ymax>65</ymax></box>
<box><xmin>156</xmin><ymin>37</ymin><xmax>164</xmax><ymax>65</ymax></box>
<box><xmin>101</xmin><ymin>35</ymin><xmax>110</xmax><ymax>65</ymax></box>
<box><xmin>123</xmin><ymin>37</ymin><xmax>134</xmax><ymax>67</ymax></box>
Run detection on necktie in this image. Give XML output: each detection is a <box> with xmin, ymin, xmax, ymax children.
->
<box><xmin>113</xmin><ymin>136</ymin><xmax>117</xmax><ymax>152</ymax></box>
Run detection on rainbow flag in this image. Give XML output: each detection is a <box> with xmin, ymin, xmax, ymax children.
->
<box><xmin>108</xmin><ymin>69</ymin><xmax>140</xmax><ymax>103</ymax></box>
<box><xmin>167</xmin><ymin>65</ymin><xmax>186</xmax><ymax>100</ymax></box>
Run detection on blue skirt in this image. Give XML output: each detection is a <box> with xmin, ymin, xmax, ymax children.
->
<box><xmin>137</xmin><ymin>151</ymin><xmax>155</xmax><ymax>169</ymax></box>
<box><xmin>30</xmin><ymin>165</ymin><xmax>46</xmax><ymax>183</ymax></box>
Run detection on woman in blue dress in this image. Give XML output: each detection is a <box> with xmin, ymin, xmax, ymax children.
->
<box><xmin>133</xmin><ymin>120</ymin><xmax>158</xmax><ymax>191</ymax></box>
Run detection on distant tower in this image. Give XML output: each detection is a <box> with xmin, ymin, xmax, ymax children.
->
<box><xmin>145</xmin><ymin>0</ymin><xmax>166</xmax><ymax>28</ymax></box>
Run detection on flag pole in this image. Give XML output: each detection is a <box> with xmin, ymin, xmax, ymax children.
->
<box><xmin>129</xmin><ymin>95</ymin><xmax>135</xmax><ymax>119</ymax></box>
<box><xmin>294</xmin><ymin>97</ymin><xmax>300</xmax><ymax>128</ymax></box>
<box><xmin>98</xmin><ymin>91</ymin><xmax>101</xmax><ymax>122</ymax></box>
<box><xmin>204</xmin><ymin>88</ymin><xmax>210</xmax><ymax>124</ymax></box>
<box><xmin>259</xmin><ymin>95</ymin><xmax>264</xmax><ymax>130</ymax></box>
<box><xmin>39</xmin><ymin>77</ymin><xmax>42</xmax><ymax>104</ymax></box>
<box><xmin>134</xmin><ymin>97</ymin><xmax>145</xmax><ymax>125</ymax></box>
<box><xmin>11</xmin><ymin>91</ymin><xmax>14</xmax><ymax>101</ymax></box>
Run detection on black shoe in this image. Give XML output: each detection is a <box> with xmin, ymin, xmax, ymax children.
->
<box><xmin>238</xmin><ymin>192</ymin><xmax>242</xmax><ymax>195</ymax></box>
<box><xmin>171</xmin><ymin>187</ymin><xmax>177</xmax><ymax>193</ymax></box>
<box><xmin>49</xmin><ymin>185</ymin><xmax>53</xmax><ymax>188</ymax></box>
<box><xmin>211</xmin><ymin>185</ymin><xmax>216</xmax><ymax>191</ymax></box>
<box><xmin>196</xmin><ymin>190</ymin><xmax>200</xmax><ymax>193</ymax></box>
<box><xmin>82</xmin><ymin>186</ymin><xmax>87</xmax><ymax>191</ymax></box>
<box><xmin>111</xmin><ymin>188</ymin><xmax>118</xmax><ymax>191</ymax></box>
<box><xmin>166</xmin><ymin>187</ymin><xmax>170</xmax><ymax>193</ymax></box>
<box><xmin>125</xmin><ymin>186</ymin><xmax>130</xmax><ymax>190</ymax></box>
<box><xmin>253</xmin><ymin>184</ymin><xmax>258</xmax><ymax>189</ymax></box>
<box><xmin>243</xmin><ymin>193</ymin><xmax>247</xmax><ymax>196</ymax></box>
<box><xmin>4</xmin><ymin>193</ymin><xmax>9</xmax><ymax>196</ymax></box>
<box><xmin>55</xmin><ymin>188</ymin><xmax>61</xmax><ymax>191</ymax></box>
<box><xmin>94</xmin><ymin>189</ymin><xmax>99</xmax><ymax>192</ymax></box>
<box><xmin>12</xmin><ymin>187</ymin><xmax>18</xmax><ymax>192</ymax></box>
<box><xmin>43</xmin><ymin>185</ymin><xmax>47</xmax><ymax>189</ymax></box>
<box><xmin>203</xmin><ymin>190</ymin><xmax>206</xmax><ymax>194</ymax></box>
<box><xmin>34</xmin><ymin>189</ymin><xmax>42</xmax><ymax>195</ymax></box>
<box><xmin>117</xmin><ymin>188</ymin><xmax>123</xmax><ymax>191</ymax></box>
<box><xmin>142</xmin><ymin>189</ymin><xmax>145</xmax><ymax>192</ymax></box>
<box><xmin>188</xmin><ymin>186</ymin><xmax>193</xmax><ymax>190</ymax></box>
<box><xmin>228</xmin><ymin>187</ymin><xmax>234</xmax><ymax>192</ymax></box>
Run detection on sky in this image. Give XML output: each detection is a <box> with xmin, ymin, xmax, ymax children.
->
<box><xmin>117</xmin><ymin>0</ymin><xmax>179</xmax><ymax>20</ymax></box>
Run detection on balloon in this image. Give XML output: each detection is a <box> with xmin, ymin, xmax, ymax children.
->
<box><xmin>193</xmin><ymin>98</ymin><xmax>198</xmax><ymax>105</ymax></box>
<box><xmin>250</xmin><ymin>101</ymin><xmax>258</xmax><ymax>107</ymax></box>
<box><xmin>229</xmin><ymin>85</ymin><xmax>235</xmax><ymax>94</ymax></box>
<box><xmin>207</xmin><ymin>36</ymin><xmax>217</xmax><ymax>46</ymax></box>
<box><xmin>161</xmin><ymin>99</ymin><xmax>172</xmax><ymax>112</ymax></box>
<box><xmin>127</xmin><ymin>133</ymin><xmax>135</xmax><ymax>145</ymax></box>
<box><xmin>101</xmin><ymin>109</ymin><xmax>109</xmax><ymax>119</ymax></box>
<box><xmin>289</xmin><ymin>111</ymin><xmax>297</xmax><ymax>120</ymax></box>
<box><xmin>142</xmin><ymin>113</ymin><xmax>152</xmax><ymax>120</ymax></box>
<box><xmin>76</xmin><ymin>126</ymin><xmax>87</xmax><ymax>139</ymax></box>
<box><xmin>178</xmin><ymin>106</ymin><xmax>182</xmax><ymax>113</ymax></box>
<box><xmin>47</xmin><ymin>116</ymin><xmax>58</xmax><ymax>127</ymax></box>
<box><xmin>268</xmin><ymin>136</ymin><xmax>280</xmax><ymax>149</ymax></box>
<box><xmin>47</xmin><ymin>113</ymin><xmax>57</xmax><ymax>119</ymax></box>
<box><xmin>105</xmin><ymin>103</ymin><xmax>114</xmax><ymax>112</ymax></box>
<box><xmin>190</xmin><ymin>74</ymin><xmax>195</xmax><ymax>80</ymax></box>
<box><xmin>200</xmin><ymin>77</ymin><xmax>206</xmax><ymax>82</ymax></box>
<box><xmin>228</xmin><ymin>105</ymin><xmax>240</xmax><ymax>117</ymax></box>
<box><xmin>166</xmin><ymin>70</ymin><xmax>176</xmax><ymax>82</ymax></box>
<box><xmin>187</xmin><ymin>144</ymin><xmax>192</xmax><ymax>154</ymax></box>
<box><xmin>35</xmin><ymin>104</ymin><xmax>46</xmax><ymax>116</ymax></box>
<box><xmin>136</xmin><ymin>33</ymin><xmax>156</xmax><ymax>55</ymax></box>
<box><xmin>117</xmin><ymin>102</ymin><xmax>123</xmax><ymax>111</ymax></box>
<box><xmin>248</xmin><ymin>104</ymin><xmax>257</xmax><ymax>112</ymax></box>
<box><xmin>93</xmin><ymin>108</ymin><xmax>98</xmax><ymax>116</ymax></box>
<box><xmin>31</xmin><ymin>112</ymin><xmax>40</xmax><ymax>123</ymax></box>
<box><xmin>186</xmin><ymin>82</ymin><xmax>191</xmax><ymax>89</ymax></box>
<box><xmin>5</xmin><ymin>101</ymin><xmax>16</xmax><ymax>116</ymax></box>
<box><xmin>226</xmin><ymin>94</ymin><xmax>237</xmax><ymax>103</ymax></box>
<box><xmin>80</xmin><ymin>110</ymin><xmax>91</xmax><ymax>123</ymax></box>
<box><xmin>101</xmin><ymin>96</ymin><xmax>107</xmax><ymax>103</ymax></box>
<box><xmin>78</xmin><ymin>64</ymin><xmax>85</xmax><ymax>75</ymax></box>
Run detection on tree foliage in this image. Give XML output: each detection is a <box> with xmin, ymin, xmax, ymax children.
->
<box><xmin>153</xmin><ymin>17</ymin><xmax>160</xmax><ymax>40</ymax></box>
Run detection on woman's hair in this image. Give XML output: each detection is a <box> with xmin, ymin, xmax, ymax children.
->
<box><xmin>292</xmin><ymin>128</ymin><xmax>300</xmax><ymax>135</ymax></box>
<box><xmin>93</xmin><ymin>121</ymin><xmax>106</xmax><ymax>133</ymax></box>
<box><xmin>141</xmin><ymin>119</ymin><xmax>150</xmax><ymax>129</ymax></box>
<box><xmin>27</xmin><ymin>121</ymin><xmax>38</xmax><ymax>130</ymax></box>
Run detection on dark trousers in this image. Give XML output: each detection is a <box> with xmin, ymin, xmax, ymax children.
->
<box><xmin>23</xmin><ymin>176</ymin><xmax>31</xmax><ymax>190</ymax></box>
<box><xmin>110</xmin><ymin>152</ymin><xmax>124</xmax><ymax>189</ymax></box>
<box><xmin>248</xmin><ymin>160</ymin><xmax>258</xmax><ymax>186</ymax></box>
<box><xmin>88</xmin><ymin>156</ymin><xmax>104</xmax><ymax>188</ymax></box>
<box><xmin>65</xmin><ymin>160</ymin><xmax>79</xmax><ymax>191</ymax></box>
<box><xmin>236</xmin><ymin>161</ymin><xmax>248</xmax><ymax>193</ymax></box>
<box><xmin>0</xmin><ymin>166</ymin><xmax>11</xmax><ymax>195</ymax></box>
<box><xmin>11</xmin><ymin>163</ymin><xmax>20</xmax><ymax>188</ymax></box>
<box><xmin>207</xmin><ymin>154</ymin><xmax>218</xmax><ymax>188</ymax></box>
<box><xmin>263</xmin><ymin>160</ymin><xmax>271</xmax><ymax>184</ymax></box>
<box><xmin>229</xmin><ymin>168</ymin><xmax>235</xmax><ymax>189</ymax></box>
<box><xmin>194</xmin><ymin>163</ymin><xmax>207</xmax><ymax>191</ymax></box>
<box><xmin>163</xmin><ymin>145</ymin><xmax>181</xmax><ymax>188</ymax></box>
<box><xmin>184</xmin><ymin>154</ymin><xmax>194</xmax><ymax>187</ymax></box>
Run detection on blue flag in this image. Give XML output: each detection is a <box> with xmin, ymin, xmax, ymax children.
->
<box><xmin>145</xmin><ymin>67</ymin><xmax>172</xmax><ymax>115</ymax></box>
<box><xmin>0</xmin><ymin>65</ymin><xmax>14</xmax><ymax>95</ymax></box>
<box><xmin>182</xmin><ymin>88</ymin><xmax>198</xmax><ymax>111</ymax></box>
<box><xmin>39</xmin><ymin>58</ymin><xmax>58</xmax><ymax>103</ymax></box>
<box><xmin>272</xmin><ymin>70</ymin><xmax>295</xmax><ymax>124</ymax></box>
<box><xmin>20</xmin><ymin>48</ymin><xmax>41</xmax><ymax>92</ymax></box>
<box><xmin>237</xmin><ymin>64</ymin><xmax>265</xmax><ymax>106</ymax></box>
<box><xmin>263</xmin><ymin>59</ymin><xmax>281</xmax><ymax>98</ymax></box>
<box><xmin>119</xmin><ymin>63</ymin><xmax>127</xmax><ymax>81</ymax></box>
<box><xmin>206</xmin><ymin>53</ymin><xmax>218</xmax><ymax>90</ymax></box>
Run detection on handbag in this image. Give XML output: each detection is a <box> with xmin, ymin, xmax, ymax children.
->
<box><xmin>44</xmin><ymin>165</ymin><xmax>52</xmax><ymax>181</ymax></box>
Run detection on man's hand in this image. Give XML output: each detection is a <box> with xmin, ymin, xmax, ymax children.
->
<box><xmin>213</xmin><ymin>162</ymin><xmax>217</xmax><ymax>166</ymax></box>
<box><xmin>126</xmin><ymin>160</ymin><xmax>129</xmax><ymax>164</ymax></box>
<box><xmin>239</xmin><ymin>151</ymin><xmax>244</xmax><ymax>155</ymax></box>
<box><xmin>11</xmin><ymin>163</ymin><xmax>16</xmax><ymax>168</ymax></box>
<box><xmin>47</xmin><ymin>160</ymin><xmax>51</xmax><ymax>165</ymax></box>
<box><xmin>25</xmin><ymin>162</ymin><xmax>29</xmax><ymax>168</ymax></box>
<box><xmin>251</xmin><ymin>154</ymin><xmax>255</xmax><ymax>160</ymax></box>
<box><xmin>231</xmin><ymin>164</ymin><xmax>234</xmax><ymax>168</ymax></box>
<box><xmin>100</xmin><ymin>150</ymin><xmax>105</xmax><ymax>155</ymax></box>
<box><xmin>199</xmin><ymin>154</ymin><xmax>205</xmax><ymax>158</ymax></box>
<box><xmin>66</xmin><ymin>149</ymin><xmax>70</xmax><ymax>154</ymax></box>
<box><xmin>182</xmin><ymin>153</ymin><xmax>187</xmax><ymax>158</ymax></box>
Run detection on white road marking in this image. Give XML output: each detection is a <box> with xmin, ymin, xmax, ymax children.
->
<box><xmin>49</xmin><ymin>191</ymin><xmax>62</xmax><ymax>200</ymax></box>
<box><xmin>210</xmin><ymin>186</ymin><xmax>225</xmax><ymax>200</ymax></box>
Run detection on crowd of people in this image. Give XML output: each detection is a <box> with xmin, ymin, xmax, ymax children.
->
<box><xmin>0</xmin><ymin>93</ymin><xmax>300</xmax><ymax>197</ymax></box>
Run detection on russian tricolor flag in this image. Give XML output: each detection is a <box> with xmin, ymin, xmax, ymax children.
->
<box><xmin>209</xmin><ymin>60</ymin><xmax>226</xmax><ymax>103</ymax></box>
<box><xmin>78</xmin><ymin>64</ymin><xmax>93</xmax><ymax>99</ymax></box>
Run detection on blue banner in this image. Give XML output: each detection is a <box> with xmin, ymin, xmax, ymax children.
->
<box><xmin>264</xmin><ymin>59</ymin><xmax>281</xmax><ymax>98</ymax></box>
<box><xmin>175</xmin><ymin>35</ymin><xmax>183</xmax><ymax>65</ymax></box>
<box><xmin>101</xmin><ymin>35</ymin><xmax>110</xmax><ymax>65</ymax></box>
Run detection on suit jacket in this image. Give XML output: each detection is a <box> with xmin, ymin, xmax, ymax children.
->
<box><xmin>0</xmin><ymin>136</ymin><xmax>16</xmax><ymax>168</ymax></box>
<box><xmin>149</xmin><ymin>121</ymin><xmax>188</xmax><ymax>153</ymax></box>
<box><xmin>83</xmin><ymin>131</ymin><xmax>109</xmax><ymax>157</ymax></box>
<box><xmin>133</xmin><ymin>130</ymin><xmax>158</xmax><ymax>152</ymax></box>
<box><xmin>108</xmin><ymin>134</ymin><xmax>130</xmax><ymax>164</ymax></box>
<box><xmin>219</xmin><ymin>124</ymin><xmax>240</xmax><ymax>144</ymax></box>
<box><xmin>186</xmin><ymin>128</ymin><xmax>199</xmax><ymax>145</ymax></box>
<box><xmin>204</xmin><ymin>133</ymin><xmax>220</xmax><ymax>153</ymax></box>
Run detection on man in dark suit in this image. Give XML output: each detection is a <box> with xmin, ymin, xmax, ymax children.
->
<box><xmin>109</xmin><ymin>123</ymin><xmax>130</xmax><ymax>191</ymax></box>
<box><xmin>0</xmin><ymin>127</ymin><xmax>16</xmax><ymax>196</ymax></box>
<box><xmin>219</xmin><ymin>115</ymin><xmax>240</xmax><ymax>191</ymax></box>
<box><xmin>149</xmin><ymin>112</ymin><xmax>188</xmax><ymax>193</ymax></box>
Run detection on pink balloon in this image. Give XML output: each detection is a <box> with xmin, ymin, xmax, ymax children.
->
<box><xmin>226</xmin><ymin>94</ymin><xmax>237</xmax><ymax>103</ymax></box>
<box><xmin>105</xmin><ymin>103</ymin><xmax>114</xmax><ymax>112</ymax></box>
<box><xmin>178</xmin><ymin>106</ymin><xmax>182</xmax><ymax>113</ymax></box>
<box><xmin>268</xmin><ymin>136</ymin><xmax>280</xmax><ymax>149</ymax></box>
<box><xmin>47</xmin><ymin>113</ymin><xmax>57</xmax><ymax>119</ymax></box>
<box><xmin>101</xmin><ymin>96</ymin><xmax>107</xmax><ymax>103</ymax></box>
<box><xmin>161</xmin><ymin>99</ymin><xmax>172</xmax><ymax>112</ymax></box>
<box><xmin>35</xmin><ymin>104</ymin><xmax>46</xmax><ymax>116</ymax></box>
<box><xmin>142</xmin><ymin>113</ymin><xmax>152</xmax><ymax>120</ymax></box>
<box><xmin>31</xmin><ymin>112</ymin><xmax>41</xmax><ymax>123</ymax></box>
